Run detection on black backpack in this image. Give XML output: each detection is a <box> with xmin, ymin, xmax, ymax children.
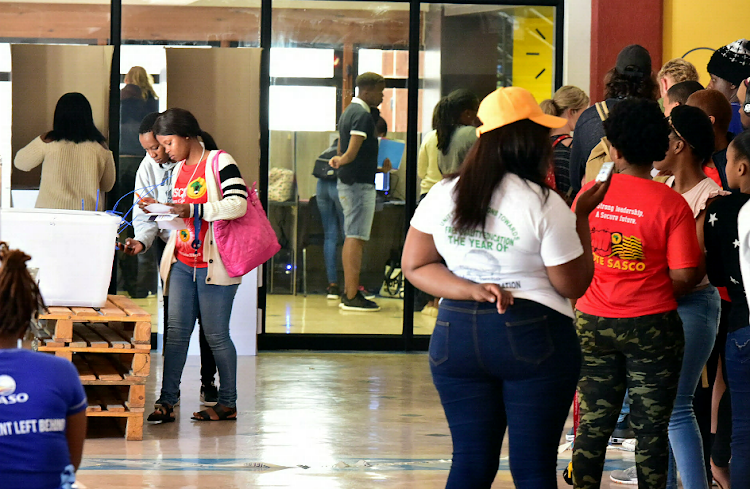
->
<box><xmin>312</xmin><ymin>139</ymin><xmax>339</xmax><ymax>181</ymax></box>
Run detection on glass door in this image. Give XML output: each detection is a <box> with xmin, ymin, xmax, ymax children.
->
<box><xmin>259</xmin><ymin>0</ymin><xmax>563</xmax><ymax>350</ymax></box>
<box><xmin>412</xmin><ymin>3</ymin><xmax>560</xmax><ymax>339</ymax></box>
<box><xmin>263</xmin><ymin>0</ymin><xmax>412</xmax><ymax>339</ymax></box>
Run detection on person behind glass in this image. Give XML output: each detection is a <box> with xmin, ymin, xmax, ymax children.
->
<box><xmin>724</xmin><ymin>131</ymin><xmax>750</xmax><ymax>487</ymax></box>
<box><xmin>571</xmin><ymin>98</ymin><xmax>702</xmax><ymax>489</ymax></box>
<box><xmin>417</xmin><ymin>100</ymin><xmax>443</xmax><ymax>200</ymax></box>
<box><xmin>119</xmin><ymin>112</ymin><xmax>220</xmax><ymax>407</ymax></box>
<box><xmin>120</xmin><ymin>66</ymin><xmax>160</xmax><ymax>157</ymax></box>
<box><xmin>435</xmin><ymin>89</ymin><xmax>479</xmax><ymax>176</ymax></box>
<box><xmin>0</xmin><ymin>242</ymin><xmax>87</xmax><ymax>488</ymax></box>
<box><xmin>569</xmin><ymin>44</ymin><xmax>658</xmax><ymax>194</ymax></box>
<box><xmin>329</xmin><ymin>72</ymin><xmax>387</xmax><ymax>312</ymax></box>
<box><xmin>706</xmin><ymin>39</ymin><xmax>750</xmax><ymax>137</ymax></box>
<box><xmin>313</xmin><ymin>136</ymin><xmax>345</xmax><ymax>300</ymax></box>
<box><xmin>14</xmin><ymin>92</ymin><xmax>115</xmax><ymax>210</ymax></box>
<box><xmin>403</xmin><ymin>87</ymin><xmax>610</xmax><ymax>488</ymax></box>
<box><xmin>652</xmin><ymin>105</ymin><xmax>728</xmax><ymax>489</ymax></box>
<box><xmin>687</xmin><ymin>89</ymin><xmax>735</xmax><ymax>191</ymax></box>
<box><xmin>146</xmin><ymin>108</ymin><xmax>247</xmax><ymax>422</ymax></box>
<box><xmin>539</xmin><ymin>85</ymin><xmax>590</xmax><ymax>205</ymax></box>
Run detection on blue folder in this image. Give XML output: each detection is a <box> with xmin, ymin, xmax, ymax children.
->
<box><xmin>377</xmin><ymin>138</ymin><xmax>405</xmax><ymax>170</ymax></box>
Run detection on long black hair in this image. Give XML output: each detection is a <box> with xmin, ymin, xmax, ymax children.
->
<box><xmin>152</xmin><ymin>108</ymin><xmax>216</xmax><ymax>148</ymax></box>
<box><xmin>436</xmin><ymin>89</ymin><xmax>479</xmax><ymax>155</ymax></box>
<box><xmin>449</xmin><ymin>120</ymin><xmax>551</xmax><ymax>234</ymax></box>
<box><xmin>46</xmin><ymin>92</ymin><xmax>106</xmax><ymax>144</ymax></box>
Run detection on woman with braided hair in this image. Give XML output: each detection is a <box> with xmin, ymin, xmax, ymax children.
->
<box><xmin>0</xmin><ymin>242</ymin><xmax>87</xmax><ymax>488</ymax></box>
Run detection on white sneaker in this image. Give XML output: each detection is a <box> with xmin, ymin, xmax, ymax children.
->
<box><xmin>621</xmin><ymin>438</ymin><xmax>636</xmax><ymax>452</ymax></box>
<box><xmin>610</xmin><ymin>466</ymin><xmax>638</xmax><ymax>484</ymax></box>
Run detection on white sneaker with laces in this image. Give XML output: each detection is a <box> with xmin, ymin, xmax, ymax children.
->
<box><xmin>610</xmin><ymin>465</ymin><xmax>638</xmax><ymax>484</ymax></box>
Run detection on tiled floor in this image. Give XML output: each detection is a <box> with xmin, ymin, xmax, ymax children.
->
<box><xmin>75</xmin><ymin>353</ymin><xmax>633</xmax><ymax>488</ymax></box>
<box><xmin>265</xmin><ymin>294</ymin><xmax>439</xmax><ymax>335</ymax></box>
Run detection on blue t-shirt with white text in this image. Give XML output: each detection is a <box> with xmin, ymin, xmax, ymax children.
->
<box><xmin>0</xmin><ymin>349</ymin><xmax>86</xmax><ymax>488</ymax></box>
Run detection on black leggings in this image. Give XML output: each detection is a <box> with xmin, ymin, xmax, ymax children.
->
<box><xmin>695</xmin><ymin>298</ymin><xmax>732</xmax><ymax>484</ymax></box>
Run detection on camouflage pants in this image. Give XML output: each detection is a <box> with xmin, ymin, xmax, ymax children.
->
<box><xmin>573</xmin><ymin>311</ymin><xmax>684</xmax><ymax>489</ymax></box>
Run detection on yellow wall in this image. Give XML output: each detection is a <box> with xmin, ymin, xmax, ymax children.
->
<box><xmin>512</xmin><ymin>7</ymin><xmax>556</xmax><ymax>103</ymax></box>
<box><xmin>664</xmin><ymin>0</ymin><xmax>750</xmax><ymax>86</ymax></box>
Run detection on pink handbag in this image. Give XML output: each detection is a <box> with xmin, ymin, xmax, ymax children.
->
<box><xmin>211</xmin><ymin>151</ymin><xmax>281</xmax><ymax>277</ymax></box>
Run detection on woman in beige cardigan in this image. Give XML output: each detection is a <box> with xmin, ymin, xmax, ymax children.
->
<box><xmin>14</xmin><ymin>92</ymin><xmax>115</xmax><ymax>210</ymax></box>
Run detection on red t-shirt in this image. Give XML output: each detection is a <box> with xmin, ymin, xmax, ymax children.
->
<box><xmin>172</xmin><ymin>159</ymin><xmax>209</xmax><ymax>268</ymax></box>
<box><xmin>703</xmin><ymin>164</ymin><xmax>722</xmax><ymax>188</ymax></box>
<box><xmin>573</xmin><ymin>174</ymin><xmax>701</xmax><ymax>318</ymax></box>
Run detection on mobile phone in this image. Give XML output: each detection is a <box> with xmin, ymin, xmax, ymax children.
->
<box><xmin>595</xmin><ymin>161</ymin><xmax>615</xmax><ymax>183</ymax></box>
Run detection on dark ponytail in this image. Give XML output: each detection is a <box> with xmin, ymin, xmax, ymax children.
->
<box><xmin>0</xmin><ymin>243</ymin><xmax>45</xmax><ymax>338</ymax></box>
<box><xmin>436</xmin><ymin>89</ymin><xmax>479</xmax><ymax>155</ymax></box>
<box><xmin>450</xmin><ymin>120</ymin><xmax>551</xmax><ymax>234</ymax></box>
<box><xmin>200</xmin><ymin>131</ymin><xmax>218</xmax><ymax>151</ymax></box>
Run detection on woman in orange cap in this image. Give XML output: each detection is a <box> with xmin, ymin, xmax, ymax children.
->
<box><xmin>402</xmin><ymin>86</ymin><xmax>609</xmax><ymax>488</ymax></box>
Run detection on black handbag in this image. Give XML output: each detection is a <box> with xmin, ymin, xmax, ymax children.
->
<box><xmin>312</xmin><ymin>140</ymin><xmax>339</xmax><ymax>181</ymax></box>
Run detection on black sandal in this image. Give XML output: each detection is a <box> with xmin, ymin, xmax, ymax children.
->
<box><xmin>147</xmin><ymin>403</ymin><xmax>175</xmax><ymax>423</ymax></box>
<box><xmin>191</xmin><ymin>403</ymin><xmax>237</xmax><ymax>421</ymax></box>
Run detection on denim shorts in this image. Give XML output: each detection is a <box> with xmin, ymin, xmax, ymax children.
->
<box><xmin>337</xmin><ymin>181</ymin><xmax>376</xmax><ymax>241</ymax></box>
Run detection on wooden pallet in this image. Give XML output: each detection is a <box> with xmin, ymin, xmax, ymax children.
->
<box><xmin>39</xmin><ymin>295</ymin><xmax>150</xmax><ymax>346</ymax></box>
<box><xmin>34</xmin><ymin>295</ymin><xmax>151</xmax><ymax>441</ymax></box>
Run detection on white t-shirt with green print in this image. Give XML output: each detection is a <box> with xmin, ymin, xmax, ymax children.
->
<box><xmin>411</xmin><ymin>174</ymin><xmax>583</xmax><ymax>318</ymax></box>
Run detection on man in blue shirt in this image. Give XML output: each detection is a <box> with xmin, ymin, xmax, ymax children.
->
<box><xmin>330</xmin><ymin>72</ymin><xmax>385</xmax><ymax>311</ymax></box>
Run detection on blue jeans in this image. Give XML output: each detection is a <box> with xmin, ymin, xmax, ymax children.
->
<box><xmin>667</xmin><ymin>286</ymin><xmax>720</xmax><ymax>489</ymax></box>
<box><xmin>430</xmin><ymin>299</ymin><xmax>581</xmax><ymax>488</ymax></box>
<box><xmin>316</xmin><ymin>178</ymin><xmax>344</xmax><ymax>284</ymax></box>
<box><xmin>160</xmin><ymin>261</ymin><xmax>239</xmax><ymax>407</ymax></box>
<box><xmin>726</xmin><ymin>325</ymin><xmax>750</xmax><ymax>487</ymax></box>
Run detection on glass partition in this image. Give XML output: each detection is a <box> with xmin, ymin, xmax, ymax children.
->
<box><xmin>266</xmin><ymin>0</ymin><xmax>412</xmax><ymax>335</ymax></box>
<box><xmin>413</xmin><ymin>4</ymin><xmax>558</xmax><ymax>336</ymax></box>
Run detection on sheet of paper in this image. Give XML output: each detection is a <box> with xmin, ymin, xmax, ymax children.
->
<box><xmin>158</xmin><ymin>217</ymin><xmax>186</xmax><ymax>230</ymax></box>
<box><xmin>145</xmin><ymin>203</ymin><xmax>173</xmax><ymax>214</ymax></box>
<box><xmin>135</xmin><ymin>213</ymin><xmax>185</xmax><ymax>230</ymax></box>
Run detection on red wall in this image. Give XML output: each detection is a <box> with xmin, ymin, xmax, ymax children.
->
<box><xmin>590</xmin><ymin>0</ymin><xmax>663</xmax><ymax>101</ymax></box>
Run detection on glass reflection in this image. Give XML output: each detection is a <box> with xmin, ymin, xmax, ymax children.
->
<box><xmin>414</xmin><ymin>4</ymin><xmax>557</xmax><ymax>336</ymax></box>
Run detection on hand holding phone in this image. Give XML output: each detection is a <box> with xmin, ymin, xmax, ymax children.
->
<box><xmin>596</xmin><ymin>161</ymin><xmax>615</xmax><ymax>183</ymax></box>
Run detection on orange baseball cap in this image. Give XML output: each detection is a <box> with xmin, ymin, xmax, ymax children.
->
<box><xmin>476</xmin><ymin>87</ymin><xmax>567</xmax><ymax>136</ymax></box>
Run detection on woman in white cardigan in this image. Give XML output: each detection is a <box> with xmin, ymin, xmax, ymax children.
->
<box><xmin>14</xmin><ymin>92</ymin><xmax>115</xmax><ymax>210</ymax></box>
<box><xmin>146</xmin><ymin>108</ymin><xmax>248</xmax><ymax>423</ymax></box>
